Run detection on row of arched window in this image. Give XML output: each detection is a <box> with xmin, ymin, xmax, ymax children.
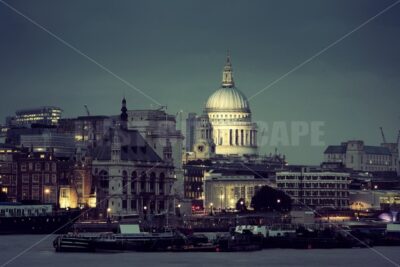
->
<box><xmin>98</xmin><ymin>170</ymin><xmax>165</xmax><ymax>194</ymax></box>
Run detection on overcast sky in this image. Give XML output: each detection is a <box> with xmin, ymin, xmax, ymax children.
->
<box><xmin>0</xmin><ymin>0</ymin><xmax>399</xmax><ymax>164</ymax></box>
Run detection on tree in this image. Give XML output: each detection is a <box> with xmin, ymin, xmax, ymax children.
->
<box><xmin>251</xmin><ymin>186</ymin><xmax>291</xmax><ymax>212</ymax></box>
<box><xmin>236</xmin><ymin>198</ymin><xmax>247</xmax><ymax>212</ymax></box>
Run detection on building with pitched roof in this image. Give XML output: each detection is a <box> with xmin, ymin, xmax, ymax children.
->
<box><xmin>91</xmin><ymin>99</ymin><xmax>176</xmax><ymax>217</ymax></box>
<box><xmin>324</xmin><ymin>140</ymin><xmax>399</xmax><ymax>173</ymax></box>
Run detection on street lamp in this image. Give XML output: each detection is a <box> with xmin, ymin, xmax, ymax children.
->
<box><xmin>44</xmin><ymin>188</ymin><xmax>50</xmax><ymax>203</ymax></box>
<box><xmin>210</xmin><ymin>202</ymin><xmax>214</xmax><ymax>215</ymax></box>
<box><xmin>106</xmin><ymin>208</ymin><xmax>111</xmax><ymax>223</ymax></box>
<box><xmin>143</xmin><ymin>205</ymin><xmax>148</xmax><ymax>220</ymax></box>
<box><xmin>277</xmin><ymin>199</ymin><xmax>281</xmax><ymax>204</ymax></box>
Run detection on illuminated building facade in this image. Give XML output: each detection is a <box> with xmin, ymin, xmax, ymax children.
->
<box><xmin>0</xmin><ymin>146</ymin><xmax>75</xmax><ymax>205</ymax></box>
<box><xmin>20</xmin><ymin>131</ymin><xmax>75</xmax><ymax>158</ymax></box>
<box><xmin>204</xmin><ymin>173</ymin><xmax>270</xmax><ymax>211</ymax></box>
<box><xmin>0</xmin><ymin>144</ymin><xmax>22</xmax><ymax>202</ymax></box>
<box><xmin>8</xmin><ymin>106</ymin><xmax>62</xmax><ymax>127</ymax></box>
<box><xmin>183</xmin><ymin>157</ymin><xmax>284</xmax><ymax>200</ymax></box>
<box><xmin>276</xmin><ymin>169</ymin><xmax>350</xmax><ymax>209</ymax></box>
<box><xmin>72</xmin><ymin>116</ymin><xmax>113</xmax><ymax>148</ymax></box>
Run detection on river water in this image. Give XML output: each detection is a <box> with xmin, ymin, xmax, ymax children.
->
<box><xmin>0</xmin><ymin>235</ymin><xmax>399</xmax><ymax>267</ymax></box>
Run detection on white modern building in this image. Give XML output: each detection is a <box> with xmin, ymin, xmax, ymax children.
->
<box><xmin>204</xmin><ymin>172</ymin><xmax>271</xmax><ymax>211</ymax></box>
<box><xmin>276</xmin><ymin>169</ymin><xmax>350</xmax><ymax>209</ymax></box>
<box><xmin>8</xmin><ymin>106</ymin><xmax>62</xmax><ymax>127</ymax></box>
<box><xmin>20</xmin><ymin>132</ymin><xmax>75</xmax><ymax>158</ymax></box>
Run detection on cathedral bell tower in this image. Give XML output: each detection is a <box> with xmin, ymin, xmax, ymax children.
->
<box><xmin>193</xmin><ymin>113</ymin><xmax>215</xmax><ymax>159</ymax></box>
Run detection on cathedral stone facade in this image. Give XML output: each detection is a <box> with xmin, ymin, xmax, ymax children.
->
<box><xmin>192</xmin><ymin>55</ymin><xmax>258</xmax><ymax>157</ymax></box>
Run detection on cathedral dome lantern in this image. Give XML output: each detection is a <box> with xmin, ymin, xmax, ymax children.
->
<box><xmin>205</xmin><ymin>54</ymin><xmax>250</xmax><ymax>113</ymax></box>
<box><xmin>201</xmin><ymin>53</ymin><xmax>258</xmax><ymax>156</ymax></box>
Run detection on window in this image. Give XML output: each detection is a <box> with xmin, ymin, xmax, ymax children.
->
<box><xmin>22</xmin><ymin>174</ymin><xmax>29</xmax><ymax>184</ymax></box>
<box><xmin>52</xmin><ymin>174</ymin><xmax>57</xmax><ymax>184</ymax></box>
<box><xmin>140</xmin><ymin>172</ymin><xmax>146</xmax><ymax>192</ymax></box>
<box><xmin>131</xmin><ymin>171</ymin><xmax>137</xmax><ymax>194</ymax></box>
<box><xmin>159</xmin><ymin>173</ymin><xmax>165</xmax><ymax>193</ymax></box>
<box><xmin>131</xmin><ymin>200</ymin><xmax>137</xmax><ymax>210</ymax></box>
<box><xmin>31</xmin><ymin>186</ymin><xmax>40</xmax><ymax>200</ymax></box>
<box><xmin>21</xmin><ymin>164</ymin><xmax>27</xmax><ymax>172</ymax></box>
<box><xmin>61</xmin><ymin>188</ymin><xmax>68</xmax><ymax>198</ymax></box>
<box><xmin>99</xmin><ymin>170</ymin><xmax>109</xmax><ymax>188</ymax></box>
<box><xmin>22</xmin><ymin>188</ymin><xmax>29</xmax><ymax>200</ymax></box>
<box><xmin>122</xmin><ymin>171</ymin><xmax>128</xmax><ymax>193</ymax></box>
<box><xmin>52</xmin><ymin>163</ymin><xmax>57</xmax><ymax>172</ymax></box>
<box><xmin>32</xmin><ymin>174</ymin><xmax>39</xmax><ymax>184</ymax></box>
<box><xmin>150</xmin><ymin>172</ymin><xmax>156</xmax><ymax>192</ymax></box>
<box><xmin>45</xmin><ymin>174</ymin><xmax>50</xmax><ymax>184</ymax></box>
<box><xmin>35</xmin><ymin>163</ymin><xmax>41</xmax><ymax>171</ymax></box>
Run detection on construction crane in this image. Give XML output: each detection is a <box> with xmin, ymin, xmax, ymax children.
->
<box><xmin>379</xmin><ymin>127</ymin><xmax>387</xmax><ymax>143</ymax></box>
<box><xmin>84</xmin><ymin>105</ymin><xmax>90</xmax><ymax>116</ymax></box>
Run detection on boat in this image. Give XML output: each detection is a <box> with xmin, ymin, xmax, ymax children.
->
<box><xmin>234</xmin><ymin>224</ymin><xmax>358</xmax><ymax>249</ymax></box>
<box><xmin>0</xmin><ymin>202</ymin><xmax>80</xmax><ymax>234</ymax></box>
<box><xmin>53</xmin><ymin>224</ymin><xmax>187</xmax><ymax>252</ymax></box>
<box><xmin>215</xmin><ymin>230</ymin><xmax>263</xmax><ymax>252</ymax></box>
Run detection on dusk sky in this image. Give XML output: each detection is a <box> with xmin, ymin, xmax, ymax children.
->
<box><xmin>1</xmin><ymin>0</ymin><xmax>399</xmax><ymax>164</ymax></box>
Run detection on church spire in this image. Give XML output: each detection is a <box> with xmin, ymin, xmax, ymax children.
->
<box><xmin>222</xmin><ymin>50</ymin><xmax>234</xmax><ymax>87</ymax></box>
<box><xmin>120</xmin><ymin>97</ymin><xmax>128</xmax><ymax>129</ymax></box>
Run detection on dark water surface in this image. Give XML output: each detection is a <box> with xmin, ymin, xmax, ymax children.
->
<box><xmin>0</xmin><ymin>235</ymin><xmax>399</xmax><ymax>267</ymax></box>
